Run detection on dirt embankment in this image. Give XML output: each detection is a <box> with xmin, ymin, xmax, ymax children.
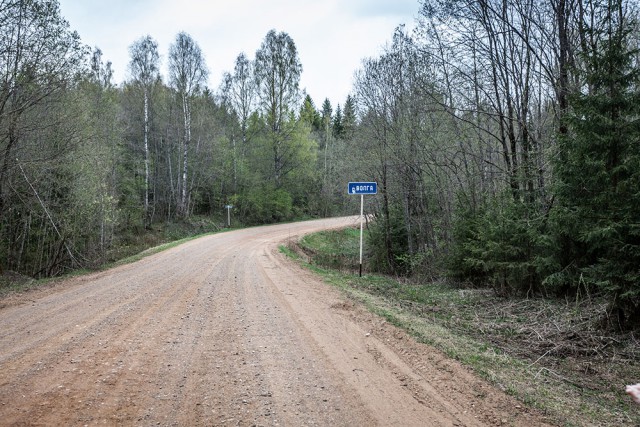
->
<box><xmin>0</xmin><ymin>217</ymin><xmax>554</xmax><ymax>426</ymax></box>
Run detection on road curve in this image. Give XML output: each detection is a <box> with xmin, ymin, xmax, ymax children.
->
<box><xmin>0</xmin><ymin>217</ymin><xmax>552</xmax><ymax>426</ymax></box>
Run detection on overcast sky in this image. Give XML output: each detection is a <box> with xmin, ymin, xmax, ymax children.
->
<box><xmin>58</xmin><ymin>0</ymin><xmax>420</xmax><ymax>108</ymax></box>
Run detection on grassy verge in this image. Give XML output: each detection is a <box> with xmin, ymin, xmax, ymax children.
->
<box><xmin>282</xmin><ymin>227</ymin><xmax>640</xmax><ymax>427</ymax></box>
<box><xmin>0</xmin><ymin>217</ymin><xmax>236</xmax><ymax>297</ymax></box>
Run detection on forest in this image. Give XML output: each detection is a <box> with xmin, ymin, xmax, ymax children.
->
<box><xmin>1</xmin><ymin>0</ymin><xmax>639</xmax><ymax>329</ymax></box>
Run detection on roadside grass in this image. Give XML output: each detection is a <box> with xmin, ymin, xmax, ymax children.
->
<box><xmin>0</xmin><ymin>217</ymin><xmax>236</xmax><ymax>297</ymax></box>
<box><xmin>0</xmin><ymin>214</ymin><xmax>317</xmax><ymax>297</ymax></box>
<box><xmin>0</xmin><ymin>271</ymin><xmax>38</xmax><ymax>296</ymax></box>
<box><xmin>282</xmin><ymin>227</ymin><xmax>640</xmax><ymax>427</ymax></box>
<box><xmin>0</xmin><ymin>215</ymin><xmax>318</xmax><ymax>297</ymax></box>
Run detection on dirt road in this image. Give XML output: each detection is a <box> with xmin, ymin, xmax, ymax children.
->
<box><xmin>0</xmin><ymin>217</ymin><xmax>553</xmax><ymax>426</ymax></box>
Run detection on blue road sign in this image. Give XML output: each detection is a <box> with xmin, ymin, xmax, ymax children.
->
<box><xmin>348</xmin><ymin>182</ymin><xmax>377</xmax><ymax>195</ymax></box>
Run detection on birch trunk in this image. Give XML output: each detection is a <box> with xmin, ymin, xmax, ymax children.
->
<box><xmin>181</xmin><ymin>95</ymin><xmax>191</xmax><ymax>217</ymax></box>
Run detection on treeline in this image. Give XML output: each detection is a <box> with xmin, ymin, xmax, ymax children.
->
<box><xmin>1</xmin><ymin>0</ymin><xmax>639</xmax><ymax>329</ymax></box>
<box><xmin>351</xmin><ymin>0</ymin><xmax>640</xmax><ymax>328</ymax></box>
<box><xmin>0</xmin><ymin>0</ymin><xmax>354</xmax><ymax>277</ymax></box>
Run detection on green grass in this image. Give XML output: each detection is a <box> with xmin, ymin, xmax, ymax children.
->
<box><xmin>298</xmin><ymin>228</ymin><xmax>361</xmax><ymax>271</ymax></box>
<box><xmin>281</xmin><ymin>228</ymin><xmax>640</xmax><ymax>427</ymax></box>
<box><xmin>300</xmin><ymin>227</ymin><xmax>361</xmax><ymax>258</ymax></box>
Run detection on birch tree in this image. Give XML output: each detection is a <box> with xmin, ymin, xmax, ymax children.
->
<box><xmin>128</xmin><ymin>35</ymin><xmax>160</xmax><ymax>225</ymax></box>
<box><xmin>168</xmin><ymin>32</ymin><xmax>208</xmax><ymax>217</ymax></box>
<box><xmin>254</xmin><ymin>29</ymin><xmax>302</xmax><ymax>186</ymax></box>
<box><xmin>220</xmin><ymin>52</ymin><xmax>257</xmax><ymax>191</ymax></box>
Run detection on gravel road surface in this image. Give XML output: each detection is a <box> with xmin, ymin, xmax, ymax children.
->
<box><xmin>0</xmin><ymin>217</ymin><xmax>553</xmax><ymax>426</ymax></box>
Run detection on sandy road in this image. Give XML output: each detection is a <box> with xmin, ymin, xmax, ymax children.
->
<box><xmin>0</xmin><ymin>217</ymin><xmax>553</xmax><ymax>426</ymax></box>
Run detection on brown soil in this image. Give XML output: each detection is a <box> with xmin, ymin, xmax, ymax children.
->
<box><xmin>0</xmin><ymin>217</ymin><xmax>555</xmax><ymax>426</ymax></box>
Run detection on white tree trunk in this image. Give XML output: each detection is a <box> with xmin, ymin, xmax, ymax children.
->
<box><xmin>143</xmin><ymin>89</ymin><xmax>150</xmax><ymax>221</ymax></box>
<box><xmin>181</xmin><ymin>95</ymin><xmax>191</xmax><ymax>217</ymax></box>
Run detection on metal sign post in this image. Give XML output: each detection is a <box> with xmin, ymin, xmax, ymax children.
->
<box><xmin>348</xmin><ymin>182</ymin><xmax>377</xmax><ymax>277</ymax></box>
<box><xmin>359</xmin><ymin>193</ymin><xmax>364</xmax><ymax>276</ymax></box>
<box><xmin>224</xmin><ymin>205</ymin><xmax>233</xmax><ymax>227</ymax></box>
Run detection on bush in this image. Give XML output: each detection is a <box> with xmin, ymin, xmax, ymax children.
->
<box><xmin>236</xmin><ymin>185</ymin><xmax>294</xmax><ymax>225</ymax></box>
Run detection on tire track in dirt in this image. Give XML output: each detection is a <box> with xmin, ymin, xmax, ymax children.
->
<box><xmin>0</xmin><ymin>218</ymin><xmax>554</xmax><ymax>426</ymax></box>
<box><xmin>257</xmin><ymin>238</ymin><xmax>476</xmax><ymax>426</ymax></box>
<box><xmin>0</xmin><ymin>233</ymin><xmax>243</xmax><ymax>425</ymax></box>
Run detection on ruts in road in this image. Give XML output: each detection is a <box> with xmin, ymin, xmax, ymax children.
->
<box><xmin>0</xmin><ymin>217</ymin><xmax>553</xmax><ymax>426</ymax></box>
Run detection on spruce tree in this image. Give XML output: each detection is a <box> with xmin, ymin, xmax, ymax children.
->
<box><xmin>341</xmin><ymin>95</ymin><xmax>357</xmax><ymax>140</ymax></box>
<box><xmin>299</xmin><ymin>95</ymin><xmax>321</xmax><ymax>131</ymax></box>
<box><xmin>553</xmin><ymin>0</ymin><xmax>640</xmax><ymax>327</ymax></box>
<box><xmin>332</xmin><ymin>104</ymin><xmax>344</xmax><ymax>138</ymax></box>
